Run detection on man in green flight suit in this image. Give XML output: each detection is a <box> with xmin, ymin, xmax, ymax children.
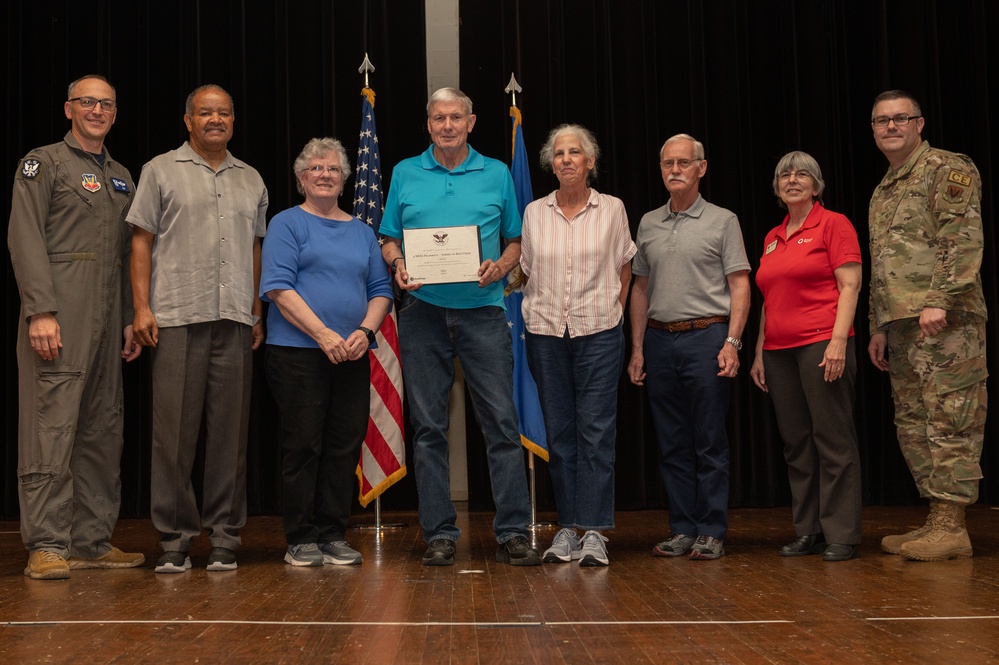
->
<box><xmin>8</xmin><ymin>75</ymin><xmax>145</xmax><ymax>579</ymax></box>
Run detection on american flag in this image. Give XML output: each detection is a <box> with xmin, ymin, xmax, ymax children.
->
<box><xmin>353</xmin><ymin>86</ymin><xmax>406</xmax><ymax>506</ymax></box>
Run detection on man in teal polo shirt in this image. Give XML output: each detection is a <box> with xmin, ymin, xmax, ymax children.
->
<box><xmin>380</xmin><ymin>87</ymin><xmax>539</xmax><ymax>567</ymax></box>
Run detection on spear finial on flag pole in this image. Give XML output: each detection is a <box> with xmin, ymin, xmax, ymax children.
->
<box><xmin>506</xmin><ymin>73</ymin><xmax>526</xmax><ymax>162</ymax></box>
<box><xmin>358</xmin><ymin>53</ymin><xmax>376</xmax><ymax>88</ymax></box>
<box><xmin>504</xmin><ymin>72</ymin><xmax>522</xmax><ymax>108</ymax></box>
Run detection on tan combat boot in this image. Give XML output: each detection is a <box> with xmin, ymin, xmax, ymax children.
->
<box><xmin>899</xmin><ymin>501</ymin><xmax>973</xmax><ymax>561</ymax></box>
<box><xmin>881</xmin><ymin>499</ymin><xmax>939</xmax><ymax>554</ymax></box>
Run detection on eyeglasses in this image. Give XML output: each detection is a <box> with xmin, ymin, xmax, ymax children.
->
<box><xmin>872</xmin><ymin>114</ymin><xmax>920</xmax><ymax>128</ymax></box>
<box><xmin>778</xmin><ymin>170</ymin><xmax>812</xmax><ymax>182</ymax></box>
<box><xmin>660</xmin><ymin>158</ymin><xmax>701</xmax><ymax>170</ymax></box>
<box><xmin>68</xmin><ymin>96</ymin><xmax>117</xmax><ymax>111</ymax></box>
<box><xmin>304</xmin><ymin>165</ymin><xmax>343</xmax><ymax>176</ymax></box>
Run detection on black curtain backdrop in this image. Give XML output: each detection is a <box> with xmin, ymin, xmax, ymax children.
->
<box><xmin>3</xmin><ymin>1</ymin><xmax>997</xmax><ymax>520</ymax></box>
<box><xmin>458</xmin><ymin>0</ymin><xmax>999</xmax><ymax>512</ymax></box>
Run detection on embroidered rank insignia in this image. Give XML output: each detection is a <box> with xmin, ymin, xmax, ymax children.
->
<box><xmin>948</xmin><ymin>171</ymin><xmax>972</xmax><ymax>187</ymax></box>
<box><xmin>20</xmin><ymin>159</ymin><xmax>41</xmax><ymax>179</ymax></box>
<box><xmin>110</xmin><ymin>177</ymin><xmax>130</xmax><ymax>193</ymax></box>
<box><xmin>81</xmin><ymin>174</ymin><xmax>101</xmax><ymax>192</ymax></box>
<box><xmin>765</xmin><ymin>240</ymin><xmax>778</xmax><ymax>254</ymax></box>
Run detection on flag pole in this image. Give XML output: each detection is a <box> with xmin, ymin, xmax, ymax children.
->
<box><xmin>505</xmin><ymin>72</ymin><xmax>548</xmax><ymax>531</ymax></box>
<box><xmin>352</xmin><ymin>52</ymin><xmax>406</xmax><ymax>533</ymax></box>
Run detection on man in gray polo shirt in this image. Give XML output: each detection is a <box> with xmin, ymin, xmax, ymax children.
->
<box><xmin>128</xmin><ymin>84</ymin><xmax>267</xmax><ymax>573</ymax></box>
<box><xmin>628</xmin><ymin>133</ymin><xmax>750</xmax><ymax>561</ymax></box>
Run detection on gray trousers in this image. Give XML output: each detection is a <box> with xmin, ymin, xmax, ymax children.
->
<box><xmin>150</xmin><ymin>321</ymin><xmax>252</xmax><ymax>552</ymax></box>
<box><xmin>16</xmin><ymin>313</ymin><xmax>123</xmax><ymax>559</ymax></box>
<box><xmin>763</xmin><ymin>338</ymin><xmax>862</xmax><ymax>544</ymax></box>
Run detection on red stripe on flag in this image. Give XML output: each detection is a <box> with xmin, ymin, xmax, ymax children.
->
<box><xmin>358</xmin><ymin>310</ymin><xmax>406</xmax><ymax>506</ymax></box>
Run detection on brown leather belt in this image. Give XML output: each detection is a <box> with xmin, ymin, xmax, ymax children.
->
<box><xmin>647</xmin><ymin>315</ymin><xmax>728</xmax><ymax>332</ymax></box>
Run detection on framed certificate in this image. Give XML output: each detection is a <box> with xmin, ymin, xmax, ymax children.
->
<box><xmin>402</xmin><ymin>225</ymin><xmax>483</xmax><ymax>285</ymax></box>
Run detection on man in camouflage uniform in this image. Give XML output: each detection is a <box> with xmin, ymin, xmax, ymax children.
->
<box><xmin>867</xmin><ymin>89</ymin><xmax>987</xmax><ymax>561</ymax></box>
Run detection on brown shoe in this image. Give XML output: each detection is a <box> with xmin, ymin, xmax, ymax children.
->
<box><xmin>25</xmin><ymin>551</ymin><xmax>70</xmax><ymax>580</ymax></box>
<box><xmin>68</xmin><ymin>546</ymin><xmax>145</xmax><ymax>569</ymax></box>
<box><xmin>881</xmin><ymin>499</ymin><xmax>939</xmax><ymax>554</ymax></box>
<box><xmin>900</xmin><ymin>501</ymin><xmax>973</xmax><ymax>561</ymax></box>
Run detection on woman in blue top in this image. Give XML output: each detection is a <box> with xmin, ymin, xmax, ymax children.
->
<box><xmin>260</xmin><ymin>138</ymin><xmax>393</xmax><ymax>567</ymax></box>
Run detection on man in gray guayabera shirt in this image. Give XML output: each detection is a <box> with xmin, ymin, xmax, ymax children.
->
<box><xmin>128</xmin><ymin>84</ymin><xmax>268</xmax><ymax>574</ymax></box>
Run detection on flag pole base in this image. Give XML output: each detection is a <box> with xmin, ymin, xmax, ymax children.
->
<box><xmin>527</xmin><ymin>451</ymin><xmax>557</xmax><ymax>530</ymax></box>
<box><xmin>354</xmin><ymin>496</ymin><xmax>407</xmax><ymax>530</ymax></box>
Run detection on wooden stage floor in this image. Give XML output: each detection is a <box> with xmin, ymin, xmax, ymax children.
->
<box><xmin>2</xmin><ymin>506</ymin><xmax>998</xmax><ymax>664</ymax></box>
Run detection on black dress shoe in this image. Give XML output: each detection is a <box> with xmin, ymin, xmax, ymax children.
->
<box><xmin>823</xmin><ymin>543</ymin><xmax>860</xmax><ymax>561</ymax></box>
<box><xmin>780</xmin><ymin>534</ymin><xmax>827</xmax><ymax>557</ymax></box>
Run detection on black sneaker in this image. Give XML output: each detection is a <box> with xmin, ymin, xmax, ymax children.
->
<box><xmin>154</xmin><ymin>551</ymin><xmax>192</xmax><ymax>574</ymax></box>
<box><xmin>496</xmin><ymin>535</ymin><xmax>541</xmax><ymax>566</ymax></box>
<box><xmin>206</xmin><ymin>547</ymin><xmax>237</xmax><ymax>571</ymax></box>
<box><xmin>422</xmin><ymin>538</ymin><xmax>455</xmax><ymax>566</ymax></box>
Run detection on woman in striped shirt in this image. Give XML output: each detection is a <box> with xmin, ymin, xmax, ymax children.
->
<box><xmin>520</xmin><ymin>124</ymin><xmax>636</xmax><ymax>567</ymax></box>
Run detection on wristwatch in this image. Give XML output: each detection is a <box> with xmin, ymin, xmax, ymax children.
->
<box><xmin>358</xmin><ymin>326</ymin><xmax>376</xmax><ymax>344</ymax></box>
<box><xmin>725</xmin><ymin>336</ymin><xmax>743</xmax><ymax>351</ymax></box>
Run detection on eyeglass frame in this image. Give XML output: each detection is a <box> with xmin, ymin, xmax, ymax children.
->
<box><xmin>777</xmin><ymin>170</ymin><xmax>813</xmax><ymax>182</ymax></box>
<box><xmin>68</xmin><ymin>96</ymin><xmax>117</xmax><ymax>111</ymax></box>
<box><xmin>871</xmin><ymin>114</ymin><xmax>921</xmax><ymax>128</ymax></box>
<box><xmin>660</xmin><ymin>158</ymin><xmax>702</xmax><ymax>170</ymax></box>
<box><xmin>303</xmin><ymin>165</ymin><xmax>344</xmax><ymax>176</ymax></box>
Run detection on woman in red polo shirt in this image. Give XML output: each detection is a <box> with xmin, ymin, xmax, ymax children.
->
<box><xmin>749</xmin><ymin>151</ymin><xmax>863</xmax><ymax>562</ymax></box>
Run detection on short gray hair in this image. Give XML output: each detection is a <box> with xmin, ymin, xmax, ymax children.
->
<box><xmin>293</xmin><ymin>137</ymin><xmax>351</xmax><ymax>196</ymax></box>
<box><xmin>427</xmin><ymin>87</ymin><xmax>473</xmax><ymax>116</ymax></box>
<box><xmin>185</xmin><ymin>84</ymin><xmax>234</xmax><ymax>117</ymax></box>
<box><xmin>772</xmin><ymin>150</ymin><xmax>825</xmax><ymax>205</ymax></box>
<box><xmin>538</xmin><ymin>124</ymin><xmax>600</xmax><ymax>183</ymax></box>
<box><xmin>660</xmin><ymin>133</ymin><xmax>705</xmax><ymax>161</ymax></box>
<box><xmin>67</xmin><ymin>75</ymin><xmax>114</xmax><ymax>100</ymax></box>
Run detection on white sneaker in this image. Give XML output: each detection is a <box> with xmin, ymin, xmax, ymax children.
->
<box><xmin>542</xmin><ymin>528</ymin><xmax>581</xmax><ymax>563</ymax></box>
<box><xmin>579</xmin><ymin>530</ymin><xmax>609</xmax><ymax>566</ymax></box>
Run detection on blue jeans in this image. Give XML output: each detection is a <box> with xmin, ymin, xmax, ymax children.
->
<box><xmin>644</xmin><ymin>323</ymin><xmax>731</xmax><ymax>539</ymax></box>
<box><xmin>398</xmin><ymin>295</ymin><xmax>531</xmax><ymax>544</ymax></box>
<box><xmin>526</xmin><ymin>323</ymin><xmax>623</xmax><ymax>530</ymax></box>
